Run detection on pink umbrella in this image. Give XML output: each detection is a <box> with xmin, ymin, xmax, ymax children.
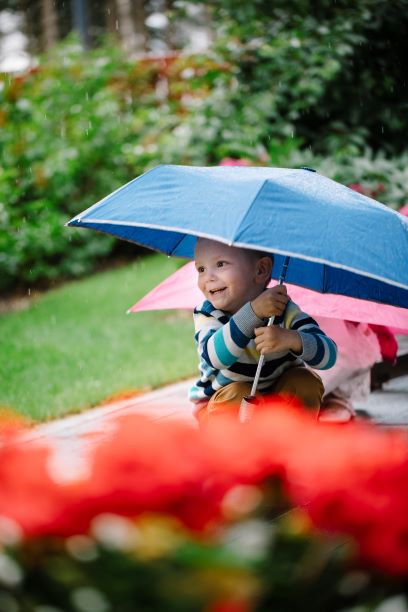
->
<box><xmin>129</xmin><ymin>261</ymin><xmax>408</xmax><ymax>332</ymax></box>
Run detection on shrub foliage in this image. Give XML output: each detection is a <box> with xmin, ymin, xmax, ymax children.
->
<box><xmin>2</xmin><ymin>0</ymin><xmax>408</xmax><ymax>291</ymax></box>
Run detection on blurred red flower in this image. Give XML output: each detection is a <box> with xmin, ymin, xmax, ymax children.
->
<box><xmin>0</xmin><ymin>436</ymin><xmax>75</xmax><ymax>536</ymax></box>
<box><xmin>2</xmin><ymin>398</ymin><xmax>408</xmax><ymax>575</ymax></box>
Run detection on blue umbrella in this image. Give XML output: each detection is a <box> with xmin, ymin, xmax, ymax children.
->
<box><xmin>67</xmin><ymin>165</ymin><xmax>408</xmax><ymax>308</ymax></box>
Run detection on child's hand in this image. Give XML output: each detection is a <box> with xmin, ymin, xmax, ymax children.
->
<box><xmin>254</xmin><ymin>326</ymin><xmax>302</xmax><ymax>355</ymax></box>
<box><xmin>251</xmin><ymin>285</ymin><xmax>289</xmax><ymax>319</ymax></box>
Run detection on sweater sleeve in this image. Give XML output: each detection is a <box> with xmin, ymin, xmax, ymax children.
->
<box><xmin>194</xmin><ymin>302</ymin><xmax>265</xmax><ymax>370</ymax></box>
<box><xmin>283</xmin><ymin>301</ymin><xmax>337</xmax><ymax>370</ymax></box>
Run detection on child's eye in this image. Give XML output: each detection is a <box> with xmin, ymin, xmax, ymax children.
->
<box><xmin>197</xmin><ymin>266</ymin><xmax>205</xmax><ymax>273</ymax></box>
<box><xmin>216</xmin><ymin>261</ymin><xmax>226</xmax><ymax>268</ymax></box>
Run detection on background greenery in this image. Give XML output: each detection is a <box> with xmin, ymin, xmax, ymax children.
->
<box><xmin>1</xmin><ymin>0</ymin><xmax>408</xmax><ymax>292</ymax></box>
<box><xmin>2</xmin><ymin>0</ymin><xmax>408</xmax><ymax>417</ymax></box>
<box><xmin>1</xmin><ymin>4</ymin><xmax>408</xmax><ymax>604</ymax></box>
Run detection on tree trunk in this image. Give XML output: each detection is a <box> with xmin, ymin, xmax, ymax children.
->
<box><xmin>105</xmin><ymin>0</ymin><xmax>118</xmax><ymax>37</ymax></box>
<box><xmin>133</xmin><ymin>0</ymin><xmax>147</xmax><ymax>53</ymax></box>
<box><xmin>163</xmin><ymin>0</ymin><xmax>173</xmax><ymax>50</ymax></box>
<box><xmin>41</xmin><ymin>0</ymin><xmax>58</xmax><ymax>51</ymax></box>
<box><xmin>115</xmin><ymin>0</ymin><xmax>145</xmax><ymax>55</ymax></box>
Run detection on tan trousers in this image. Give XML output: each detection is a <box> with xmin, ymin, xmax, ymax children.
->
<box><xmin>196</xmin><ymin>367</ymin><xmax>324</xmax><ymax>425</ymax></box>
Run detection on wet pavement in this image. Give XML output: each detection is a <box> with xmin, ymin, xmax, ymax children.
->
<box><xmin>17</xmin><ymin>335</ymin><xmax>408</xmax><ymax>465</ymax></box>
<box><xmin>355</xmin><ymin>334</ymin><xmax>408</xmax><ymax>426</ymax></box>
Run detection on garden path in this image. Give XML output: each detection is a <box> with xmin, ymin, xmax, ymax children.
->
<box><xmin>15</xmin><ymin>336</ymin><xmax>408</xmax><ymax>478</ymax></box>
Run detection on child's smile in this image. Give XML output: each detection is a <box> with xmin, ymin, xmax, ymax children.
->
<box><xmin>209</xmin><ymin>286</ymin><xmax>227</xmax><ymax>295</ymax></box>
<box><xmin>194</xmin><ymin>239</ymin><xmax>268</xmax><ymax>314</ymax></box>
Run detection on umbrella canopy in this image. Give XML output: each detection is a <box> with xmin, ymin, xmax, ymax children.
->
<box><xmin>67</xmin><ymin>165</ymin><xmax>408</xmax><ymax>307</ymax></box>
<box><xmin>129</xmin><ymin>261</ymin><xmax>408</xmax><ymax>332</ymax></box>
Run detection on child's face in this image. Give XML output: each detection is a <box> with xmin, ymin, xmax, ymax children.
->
<box><xmin>194</xmin><ymin>239</ymin><xmax>269</xmax><ymax>314</ymax></box>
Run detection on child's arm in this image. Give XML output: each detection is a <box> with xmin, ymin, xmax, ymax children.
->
<box><xmin>250</xmin><ymin>285</ymin><xmax>289</xmax><ymax>319</ymax></box>
<box><xmin>254</xmin><ymin>301</ymin><xmax>337</xmax><ymax>370</ymax></box>
<box><xmin>194</xmin><ymin>302</ymin><xmax>265</xmax><ymax>370</ymax></box>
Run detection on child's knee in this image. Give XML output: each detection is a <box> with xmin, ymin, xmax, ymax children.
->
<box><xmin>272</xmin><ymin>367</ymin><xmax>324</xmax><ymax>410</ymax></box>
<box><xmin>197</xmin><ymin>382</ymin><xmax>252</xmax><ymax>424</ymax></box>
<box><xmin>210</xmin><ymin>382</ymin><xmax>252</xmax><ymax>405</ymax></box>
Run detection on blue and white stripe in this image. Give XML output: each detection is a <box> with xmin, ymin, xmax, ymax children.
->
<box><xmin>189</xmin><ymin>299</ymin><xmax>337</xmax><ymax>402</ymax></box>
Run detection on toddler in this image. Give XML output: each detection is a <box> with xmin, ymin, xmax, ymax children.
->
<box><xmin>189</xmin><ymin>238</ymin><xmax>337</xmax><ymax>423</ymax></box>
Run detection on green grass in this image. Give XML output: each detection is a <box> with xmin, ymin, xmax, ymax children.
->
<box><xmin>0</xmin><ymin>254</ymin><xmax>197</xmax><ymax>421</ymax></box>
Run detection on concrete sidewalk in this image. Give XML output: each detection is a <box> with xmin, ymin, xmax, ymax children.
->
<box><xmin>17</xmin><ymin>335</ymin><xmax>408</xmax><ymax>465</ymax></box>
<box><xmin>17</xmin><ymin>378</ymin><xmax>197</xmax><ymax>480</ymax></box>
<box><xmin>354</xmin><ymin>334</ymin><xmax>408</xmax><ymax>426</ymax></box>
<box><xmin>21</xmin><ymin>372</ymin><xmax>408</xmax><ymax>439</ymax></box>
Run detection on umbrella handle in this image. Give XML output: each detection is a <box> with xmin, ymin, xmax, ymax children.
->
<box><xmin>239</xmin><ymin>256</ymin><xmax>290</xmax><ymax>423</ymax></box>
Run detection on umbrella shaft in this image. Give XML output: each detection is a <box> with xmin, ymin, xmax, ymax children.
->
<box><xmin>250</xmin><ymin>315</ymin><xmax>275</xmax><ymax>396</ymax></box>
<box><xmin>249</xmin><ymin>256</ymin><xmax>290</xmax><ymax>397</ymax></box>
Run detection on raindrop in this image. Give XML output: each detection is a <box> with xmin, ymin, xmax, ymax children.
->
<box><xmin>381</xmin><ymin>125</ymin><xmax>384</xmax><ymax>133</ymax></box>
<box><xmin>28</xmin><ymin>288</ymin><xmax>31</xmax><ymax>296</ymax></box>
<box><xmin>115</xmin><ymin>19</ymin><xmax>119</xmax><ymax>30</ymax></box>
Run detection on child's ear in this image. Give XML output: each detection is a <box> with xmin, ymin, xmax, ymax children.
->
<box><xmin>255</xmin><ymin>257</ymin><xmax>272</xmax><ymax>285</ymax></box>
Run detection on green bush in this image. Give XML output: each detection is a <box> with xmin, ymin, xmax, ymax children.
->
<box><xmin>2</xmin><ymin>14</ymin><xmax>408</xmax><ymax>292</ymax></box>
<box><xmin>0</xmin><ymin>40</ymin><xmax>128</xmax><ymax>291</ymax></box>
<box><xmin>0</xmin><ymin>41</ymin><xmax>162</xmax><ymax>291</ymax></box>
<box><xmin>200</xmin><ymin>0</ymin><xmax>408</xmax><ymax>156</ymax></box>
<box><xmin>0</xmin><ymin>38</ymin><xmax>229</xmax><ymax>292</ymax></box>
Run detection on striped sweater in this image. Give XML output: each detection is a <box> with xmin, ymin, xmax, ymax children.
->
<box><xmin>189</xmin><ymin>299</ymin><xmax>337</xmax><ymax>402</ymax></box>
